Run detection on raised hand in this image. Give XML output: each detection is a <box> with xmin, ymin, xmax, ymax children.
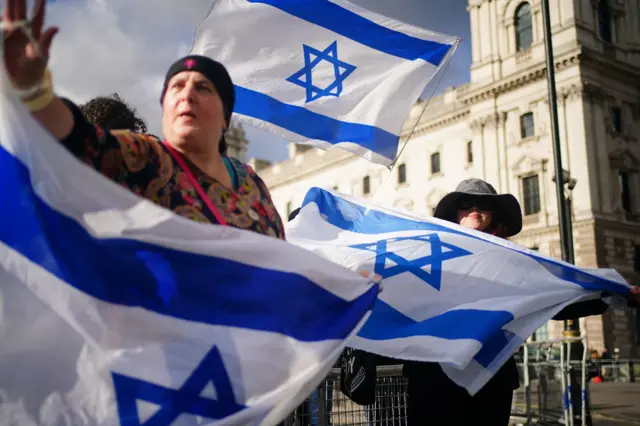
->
<box><xmin>2</xmin><ymin>0</ymin><xmax>58</xmax><ymax>89</ymax></box>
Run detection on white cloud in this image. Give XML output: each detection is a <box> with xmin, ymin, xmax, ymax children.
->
<box><xmin>46</xmin><ymin>0</ymin><xmax>213</xmax><ymax>136</ymax></box>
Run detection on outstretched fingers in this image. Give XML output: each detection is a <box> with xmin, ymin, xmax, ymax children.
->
<box><xmin>38</xmin><ymin>26</ymin><xmax>58</xmax><ymax>58</ymax></box>
<box><xmin>30</xmin><ymin>0</ymin><xmax>47</xmax><ymax>39</ymax></box>
<box><xmin>14</xmin><ymin>0</ymin><xmax>26</xmax><ymax>22</ymax></box>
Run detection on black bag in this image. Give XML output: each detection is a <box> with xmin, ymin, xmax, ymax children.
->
<box><xmin>339</xmin><ymin>347</ymin><xmax>377</xmax><ymax>406</ymax></box>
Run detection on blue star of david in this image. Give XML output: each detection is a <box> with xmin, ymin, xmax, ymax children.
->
<box><xmin>287</xmin><ymin>41</ymin><xmax>356</xmax><ymax>103</ymax></box>
<box><xmin>112</xmin><ymin>346</ymin><xmax>245</xmax><ymax>425</ymax></box>
<box><xmin>350</xmin><ymin>233</ymin><xmax>472</xmax><ymax>291</ymax></box>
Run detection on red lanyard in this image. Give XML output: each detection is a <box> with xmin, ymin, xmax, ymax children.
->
<box><xmin>162</xmin><ymin>141</ymin><xmax>228</xmax><ymax>226</ymax></box>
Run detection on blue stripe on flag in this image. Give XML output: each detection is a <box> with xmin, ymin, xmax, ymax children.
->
<box><xmin>301</xmin><ymin>187</ymin><xmax>472</xmax><ymax>237</ymax></box>
<box><xmin>302</xmin><ymin>187</ymin><xmax>631</xmax><ymax>295</ymax></box>
<box><xmin>358</xmin><ymin>300</ymin><xmax>515</xmax><ymax>368</ymax></box>
<box><xmin>0</xmin><ymin>146</ymin><xmax>378</xmax><ymax>342</ymax></box>
<box><xmin>249</xmin><ymin>0</ymin><xmax>452</xmax><ymax>65</ymax></box>
<box><xmin>234</xmin><ymin>85</ymin><xmax>399</xmax><ymax>161</ymax></box>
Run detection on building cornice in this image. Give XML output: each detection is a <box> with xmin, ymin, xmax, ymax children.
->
<box><xmin>403</xmin><ymin>47</ymin><xmax>583</xmax><ymax>136</ymax></box>
<box><xmin>463</xmin><ymin>49</ymin><xmax>582</xmax><ymax>104</ymax></box>
<box><xmin>260</xmin><ymin>149</ymin><xmax>356</xmax><ymax>188</ymax></box>
<box><xmin>403</xmin><ymin>110</ymin><xmax>471</xmax><ymax>137</ymax></box>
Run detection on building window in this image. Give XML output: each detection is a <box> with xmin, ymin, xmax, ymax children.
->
<box><xmin>363</xmin><ymin>176</ymin><xmax>371</xmax><ymax>195</ymax></box>
<box><xmin>619</xmin><ymin>171</ymin><xmax>631</xmax><ymax>212</ymax></box>
<box><xmin>515</xmin><ymin>3</ymin><xmax>533</xmax><ymax>51</ymax></box>
<box><xmin>286</xmin><ymin>201</ymin><xmax>292</xmax><ymax>217</ymax></box>
<box><xmin>397</xmin><ymin>163</ymin><xmax>407</xmax><ymax>184</ymax></box>
<box><xmin>597</xmin><ymin>0</ymin><xmax>612</xmax><ymax>43</ymax></box>
<box><xmin>520</xmin><ymin>112</ymin><xmax>535</xmax><ymax>139</ymax></box>
<box><xmin>466</xmin><ymin>141</ymin><xmax>473</xmax><ymax>164</ymax></box>
<box><xmin>430</xmin><ymin>153</ymin><xmax>441</xmax><ymax>175</ymax></box>
<box><xmin>522</xmin><ymin>175</ymin><xmax>541</xmax><ymax>215</ymax></box>
<box><xmin>610</xmin><ymin>106</ymin><xmax>622</xmax><ymax>133</ymax></box>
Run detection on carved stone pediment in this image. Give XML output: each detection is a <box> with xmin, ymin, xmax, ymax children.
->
<box><xmin>511</xmin><ymin>154</ymin><xmax>547</xmax><ymax>174</ymax></box>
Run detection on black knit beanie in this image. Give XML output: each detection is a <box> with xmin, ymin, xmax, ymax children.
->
<box><xmin>160</xmin><ymin>55</ymin><xmax>234</xmax><ymax>155</ymax></box>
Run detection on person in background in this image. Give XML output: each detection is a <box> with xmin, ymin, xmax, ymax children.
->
<box><xmin>3</xmin><ymin>0</ymin><xmax>281</xmax><ymax>237</ymax></box>
<box><xmin>403</xmin><ymin>178</ymin><xmax>640</xmax><ymax>426</ymax></box>
<box><xmin>79</xmin><ymin>93</ymin><xmax>147</xmax><ymax>133</ymax></box>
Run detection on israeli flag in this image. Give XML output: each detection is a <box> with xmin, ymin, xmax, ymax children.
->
<box><xmin>287</xmin><ymin>188</ymin><xmax>632</xmax><ymax>394</ymax></box>
<box><xmin>0</xmin><ymin>72</ymin><xmax>378</xmax><ymax>424</ymax></box>
<box><xmin>191</xmin><ymin>0</ymin><xmax>459</xmax><ymax>166</ymax></box>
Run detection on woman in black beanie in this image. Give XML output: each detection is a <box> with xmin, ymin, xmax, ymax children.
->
<box><xmin>3</xmin><ymin>0</ymin><xmax>284</xmax><ymax>239</ymax></box>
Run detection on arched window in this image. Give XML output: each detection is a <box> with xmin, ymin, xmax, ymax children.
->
<box><xmin>515</xmin><ymin>3</ymin><xmax>533</xmax><ymax>51</ymax></box>
<box><xmin>597</xmin><ymin>0</ymin><xmax>612</xmax><ymax>43</ymax></box>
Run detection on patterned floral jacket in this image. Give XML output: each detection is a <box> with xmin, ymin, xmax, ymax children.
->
<box><xmin>60</xmin><ymin>99</ymin><xmax>285</xmax><ymax>239</ymax></box>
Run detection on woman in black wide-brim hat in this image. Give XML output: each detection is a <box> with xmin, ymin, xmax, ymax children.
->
<box><xmin>403</xmin><ymin>178</ymin><xmax>640</xmax><ymax>426</ymax></box>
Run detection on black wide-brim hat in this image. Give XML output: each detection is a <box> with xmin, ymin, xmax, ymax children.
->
<box><xmin>433</xmin><ymin>178</ymin><xmax>523</xmax><ymax>237</ymax></box>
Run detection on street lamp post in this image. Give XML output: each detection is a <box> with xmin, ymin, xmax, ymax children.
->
<box><xmin>540</xmin><ymin>0</ymin><xmax>580</xmax><ymax>337</ymax></box>
<box><xmin>542</xmin><ymin>1</ymin><xmax>592</xmax><ymax>424</ymax></box>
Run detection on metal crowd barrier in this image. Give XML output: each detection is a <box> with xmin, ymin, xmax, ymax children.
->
<box><xmin>283</xmin><ymin>338</ymin><xmax>597</xmax><ymax>426</ymax></box>
<box><xmin>589</xmin><ymin>358</ymin><xmax>639</xmax><ymax>383</ymax></box>
<box><xmin>283</xmin><ymin>366</ymin><xmax>408</xmax><ymax>426</ymax></box>
<box><xmin>510</xmin><ymin>337</ymin><xmax>589</xmax><ymax>426</ymax></box>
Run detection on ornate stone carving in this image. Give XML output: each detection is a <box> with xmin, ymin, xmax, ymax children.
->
<box><xmin>561</xmin><ymin>84</ymin><xmax>584</xmax><ymax>102</ymax></box>
<box><xmin>472</xmin><ymin>112</ymin><xmax>507</xmax><ymax>130</ymax></box>
<box><xmin>469</xmin><ymin>118</ymin><xmax>484</xmax><ymax>132</ymax></box>
<box><xmin>466</xmin><ymin>0</ymin><xmax>484</xmax><ymax>10</ymax></box>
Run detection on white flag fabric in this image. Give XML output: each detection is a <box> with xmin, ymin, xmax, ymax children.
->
<box><xmin>0</xmin><ymin>72</ymin><xmax>378</xmax><ymax>425</ymax></box>
<box><xmin>287</xmin><ymin>188</ymin><xmax>632</xmax><ymax>394</ymax></box>
<box><xmin>191</xmin><ymin>0</ymin><xmax>459</xmax><ymax>166</ymax></box>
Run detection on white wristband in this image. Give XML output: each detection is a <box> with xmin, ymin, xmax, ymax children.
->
<box><xmin>15</xmin><ymin>76</ymin><xmax>48</xmax><ymax>99</ymax></box>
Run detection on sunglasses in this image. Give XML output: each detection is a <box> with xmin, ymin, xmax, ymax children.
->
<box><xmin>456</xmin><ymin>197</ymin><xmax>493</xmax><ymax>211</ymax></box>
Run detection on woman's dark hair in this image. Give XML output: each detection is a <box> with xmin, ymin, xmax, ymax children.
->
<box><xmin>219</xmin><ymin>136</ymin><xmax>228</xmax><ymax>156</ymax></box>
<box><xmin>79</xmin><ymin>93</ymin><xmax>147</xmax><ymax>133</ymax></box>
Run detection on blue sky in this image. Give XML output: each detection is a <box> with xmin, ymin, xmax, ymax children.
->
<box><xmin>17</xmin><ymin>0</ymin><xmax>472</xmax><ymax>162</ymax></box>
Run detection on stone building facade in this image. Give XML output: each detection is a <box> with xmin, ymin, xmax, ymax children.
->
<box><xmin>253</xmin><ymin>0</ymin><xmax>640</xmax><ymax>356</ymax></box>
<box><xmin>225</xmin><ymin>122</ymin><xmax>249</xmax><ymax>163</ymax></box>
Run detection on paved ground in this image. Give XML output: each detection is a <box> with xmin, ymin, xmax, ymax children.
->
<box><xmin>510</xmin><ymin>382</ymin><xmax>640</xmax><ymax>426</ymax></box>
<box><xmin>590</xmin><ymin>382</ymin><xmax>640</xmax><ymax>426</ymax></box>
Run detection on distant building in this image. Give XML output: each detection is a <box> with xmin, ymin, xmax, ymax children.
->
<box><xmin>254</xmin><ymin>0</ymin><xmax>640</xmax><ymax>356</ymax></box>
<box><xmin>226</xmin><ymin>122</ymin><xmax>249</xmax><ymax>163</ymax></box>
